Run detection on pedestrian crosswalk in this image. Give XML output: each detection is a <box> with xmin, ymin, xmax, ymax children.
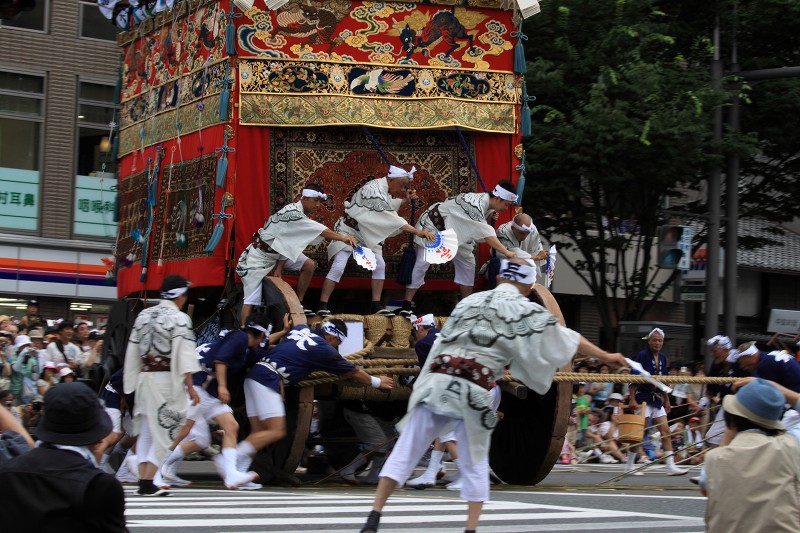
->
<box><xmin>125</xmin><ymin>488</ymin><xmax>704</xmax><ymax>532</ymax></box>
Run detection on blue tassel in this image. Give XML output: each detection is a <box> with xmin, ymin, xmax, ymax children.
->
<box><xmin>205</xmin><ymin>194</ymin><xmax>232</xmax><ymax>253</ymax></box>
<box><xmin>215</xmin><ymin>133</ymin><xmax>235</xmax><ymax>188</ymax></box>
<box><xmin>486</xmin><ymin>253</ymin><xmax>501</xmax><ymax>289</ymax></box>
<box><xmin>513</xmin><ymin>24</ymin><xmax>528</xmax><ymax>74</ymax></box>
<box><xmin>521</xmin><ymin>85</ymin><xmax>535</xmax><ymax>137</ymax></box>
<box><xmin>205</xmin><ymin>221</ymin><xmax>225</xmax><ymax>253</ymax></box>
<box><xmin>216</xmin><ymin>154</ymin><xmax>228</xmax><ymax>188</ymax></box>
<box><xmin>219</xmin><ymin>87</ymin><xmax>230</xmax><ymax>121</ymax></box>
<box><xmin>225</xmin><ymin>11</ymin><xmax>238</xmax><ymax>56</ymax></box>
<box><xmin>516</xmin><ymin>172</ymin><xmax>526</xmax><ymax>204</ymax></box>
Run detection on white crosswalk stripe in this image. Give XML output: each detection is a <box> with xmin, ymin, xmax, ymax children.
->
<box><xmin>125</xmin><ymin>488</ymin><xmax>703</xmax><ymax>531</ymax></box>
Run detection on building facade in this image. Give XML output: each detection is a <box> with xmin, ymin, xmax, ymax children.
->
<box><xmin>0</xmin><ymin>0</ymin><xmax>120</xmax><ymax>326</ymax></box>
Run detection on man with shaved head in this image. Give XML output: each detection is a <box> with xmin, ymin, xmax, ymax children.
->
<box><xmin>360</xmin><ymin>257</ymin><xmax>629</xmax><ymax>533</ymax></box>
<box><xmin>495</xmin><ymin>212</ymin><xmax>549</xmax><ymax>275</ymax></box>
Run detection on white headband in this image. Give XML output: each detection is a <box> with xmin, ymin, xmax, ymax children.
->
<box><xmin>321</xmin><ymin>321</ymin><xmax>346</xmax><ymax>341</ymax></box>
<box><xmin>511</xmin><ymin>220</ymin><xmax>534</xmax><ymax>233</ymax></box>
<box><xmin>706</xmin><ymin>335</ymin><xmax>732</xmax><ymax>350</ymax></box>
<box><xmin>492</xmin><ymin>185</ymin><xmax>518</xmax><ymax>202</ymax></box>
<box><xmin>498</xmin><ymin>259</ymin><xmax>536</xmax><ymax>285</ymax></box>
<box><xmin>387</xmin><ymin>165</ymin><xmax>416</xmax><ymax>180</ymax></box>
<box><xmin>160</xmin><ymin>286</ymin><xmax>189</xmax><ymax>300</ymax></box>
<box><xmin>302</xmin><ymin>189</ymin><xmax>328</xmax><ymax>200</ymax></box>
<box><xmin>246</xmin><ymin>322</ymin><xmax>272</xmax><ymax>336</ymax></box>
<box><xmin>410</xmin><ymin>313</ymin><xmax>436</xmax><ymax>329</ymax></box>
<box><xmin>727</xmin><ymin>342</ymin><xmax>759</xmax><ymax>363</ymax></box>
<box><xmin>645</xmin><ymin>328</ymin><xmax>665</xmax><ymax>339</ymax></box>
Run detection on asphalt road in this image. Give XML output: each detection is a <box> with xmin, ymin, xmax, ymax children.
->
<box><xmin>124</xmin><ymin>463</ymin><xmax>707</xmax><ymax>532</ymax></box>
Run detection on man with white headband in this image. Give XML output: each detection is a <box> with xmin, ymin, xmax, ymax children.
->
<box><xmin>728</xmin><ymin>342</ymin><xmax>800</xmax><ymax>393</ymax></box>
<box><xmin>495</xmin><ymin>212</ymin><xmax>549</xmax><ymax>273</ymax></box>
<box><xmin>158</xmin><ymin>313</ymin><xmax>278</xmax><ymax>490</ymax></box>
<box><xmin>627</xmin><ymin>327</ymin><xmax>687</xmax><ymax>475</ymax></box>
<box><xmin>398</xmin><ymin>180</ymin><xmax>519</xmax><ymax>317</ymax></box>
<box><xmin>123</xmin><ymin>275</ymin><xmax>201</xmax><ymax>496</ymax></box>
<box><xmin>704</xmin><ymin>334</ymin><xmax>749</xmax><ymax>448</ymax></box>
<box><xmin>236</xmin><ymin>183</ymin><xmax>358</xmax><ymax>323</ymax></box>
<box><xmin>360</xmin><ymin>258</ymin><xmax>628</xmax><ymax>533</ymax></box>
<box><xmin>318</xmin><ymin>165</ymin><xmax>435</xmax><ymax>317</ymax></box>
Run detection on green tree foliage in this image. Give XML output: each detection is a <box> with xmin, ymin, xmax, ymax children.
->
<box><xmin>522</xmin><ymin>0</ymin><xmax>731</xmax><ymax>338</ymax></box>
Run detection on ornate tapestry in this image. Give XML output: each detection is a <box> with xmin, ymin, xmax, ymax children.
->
<box><xmin>116</xmin><ymin>169</ymin><xmax>151</xmax><ymax>261</ymax></box>
<box><xmin>118</xmin><ymin>1</ymin><xmax>230</xmax><ymax>156</ymax></box>
<box><xmin>236</xmin><ymin>1</ymin><xmax>521</xmax><ymax>132</ymax></box>
<box><xmin>151</xmin><ymin>154</ymin><xmax>218</xmax><ymax>262</ymax></box>
<box><xmin>269</xmin><ymin>128</ymin><xmax>477</xmax><ymax>280</ymax></box>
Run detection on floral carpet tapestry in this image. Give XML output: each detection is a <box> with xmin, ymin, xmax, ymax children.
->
<box><xmin>269</xmin><ymin>127</ymin><xmax>477</xmax><ymax>281</ymax></box>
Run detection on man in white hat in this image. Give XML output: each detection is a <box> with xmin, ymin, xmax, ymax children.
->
<box><xmin>701</xmin><ymin>378</ymin><xmax>800</xmax><ymax>533</ymax></box>
<box><xmin>398</xmin><ymin>180</ymin><xmax>519</xmax><ymax>317</ymax></box>
<box><xmin>317</xmin><ymin>165</ymin><xmax>435</xmax><ymax>317</ymax></box>
<box><xmin>123</xmin><ymin>275</ymin><xmax>201</xmax><ymax>496</ymax></box>
<box><xmin>360</xmin><ymin>258</ymin><xmax>628</xmax><ymax>533</ymax></box>
<box><xmin>236</xmin><ymin>183</ymin><xmax>358</xmax><ymax>323</ymax></box>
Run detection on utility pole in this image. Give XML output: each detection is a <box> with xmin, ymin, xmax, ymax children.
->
<box><xmin>705</xmin><ymin>15</ymin><xmax>723</xmax><ymax>370</ymax></box>
<box><xmin>724</xmin><ymin>5</ymin><xmax>740</xmax><ymax>343</ymax></box>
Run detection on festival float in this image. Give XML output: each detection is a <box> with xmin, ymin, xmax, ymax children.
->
<box><xmin>104</xmin><ymin>0</ymin><xmax>566</xmax><ymax>485</ymax></box>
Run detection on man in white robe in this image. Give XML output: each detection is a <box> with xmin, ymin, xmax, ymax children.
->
<box><xmin>123</xmin><ymin>275</ymin><xmax>201</xmax><ymax>496</ymax></box>
<box><xmin>236</xmin><ymin>184</ymin><xmax>358</xmax><ymax>322</ymax></box>
<box><xmin>317</xmin><ymin>165</ymin><xmax>435</xmax><ymax>316</ymax></box>
<box><xmin>398</xmin><ymin>180</ymin><xmax>519</xmax><ymax>317</ymax></box>
<box><xmin>360</xmin><ymin>259</ymin><xmax>629</xmax><ymax>533</ymax></box>
<box><xmin>496</xmin><ymin>212</ymin><xmax>549</xmax><ymax>276</ymax></box>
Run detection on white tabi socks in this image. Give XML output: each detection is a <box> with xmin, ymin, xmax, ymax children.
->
<box><xmin>407</xmin><ymin>449</ymin><xmax>444</xmax><ymax>487</ymax></box>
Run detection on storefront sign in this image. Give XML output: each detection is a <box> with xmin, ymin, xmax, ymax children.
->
<box><xmin>73</xmin><ymin>173</ymin><xmax>118</xmax><ymax>237</ymax></box>
<box><xmin>0</xmin><ymin>167</ymin><xmax>39</xmax><ymax>231</ymax></box>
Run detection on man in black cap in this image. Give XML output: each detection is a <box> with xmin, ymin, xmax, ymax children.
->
<box><xmin>124</xmin><ymin>275</ymin><xmax>201</xmax><ymax>496</ymax></box>
<box><xmin>0</xmin><ymin>382</ymin><xmax>127</xmax><ymax>532</ymax></box>
<box><xmin>21</xmin><ymin>298</ymin><xmax>43</xmax><ymax>329</ymax></box>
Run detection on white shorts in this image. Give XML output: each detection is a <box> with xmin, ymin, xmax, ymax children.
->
<box><xmin>638</xmin><ymin>404</ymin><xmax>667</xmax><ymax>420</ymax></box>
<box><xmin>106</xmin><ymin>407</ymin><xmax>122</xmax><ymax>434</ymax></box>
<box><xmin>186</xmin><ymin>385</ymin><xmax>233</xmax><ymax>423</ymax></box>
<box><xmin>283</xmin><ymin>254</ymin><xmax>310</xmax><ymax>272</ymax></box>
<box><xmin>244</xmin><ymin>378</ymin><xmax>285</xmax><ymax>421</ymax></box>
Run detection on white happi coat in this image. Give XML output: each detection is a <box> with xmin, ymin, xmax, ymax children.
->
<box><xmin>414</xmin><ymin>193</ymin><xmax>496</xmax><ymax>264</ymax></box>
<box><xmin>496</xmin><ymin>220</ymin><xmax>546</xmax><ymax>270</ymax></box>
<box><xmin>236</xmin><ymin>201</ymin><xmax>327</xmax><ymax>297</ymax></box>
<box><xmin>123</xmin><ymin>300</ymin><xmax>200</xmax><ymax>462</ymax></box>
<box><xmin>328</xmin><ymin>177</ymin><xmax>407</xmax><ymax>258</ymax></box>
<box><xmin>401</xmin><ymin>283</ymin><xmax>580</xmax><ymax>462</ymax></box>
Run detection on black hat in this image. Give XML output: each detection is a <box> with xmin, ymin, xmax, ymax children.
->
<box><xmin>27</xmin><ymin>299</ymin><xmax>39</xmax><ymax>307</ymax></box>
<box><xmin>37</xmin><ymin>382</ymin><xmax>112</xmax><ymax>446</ymax></box>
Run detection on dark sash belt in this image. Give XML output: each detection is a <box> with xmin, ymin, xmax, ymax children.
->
<box><xmin>141</xmin><ymin>354</ymin><xmax>170</xmax><ymax>372</ymax></box>
<box><xmin>428</xmin><ymin>204</ymin><xmax>445</xmax><ymax>232</ymax></box>
<box><xmin>429</xmin><ymin>354</ymin><xmax>493</xmax><ymax>390</ymax></box>
<box><xmin>251</xmin><ymin>231</ymin><xmax>276</xmax><ymax>253</ymax></box>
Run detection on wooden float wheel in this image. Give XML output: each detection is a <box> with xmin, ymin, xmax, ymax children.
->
<box><xmin>246</xmin><ymin>278</ymin><xmax>313</xmax><ymax>483</ymax></box>
<box><xmin>488</xmin><ymin>283</ymin><xmax>572</xmax><ymax>485</ymax></box>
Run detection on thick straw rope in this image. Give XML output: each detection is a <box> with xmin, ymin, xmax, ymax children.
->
<box><xmin>296</xmin><ymin>370</ymin><xmax>743</xmax><ymax>388</ymax></box>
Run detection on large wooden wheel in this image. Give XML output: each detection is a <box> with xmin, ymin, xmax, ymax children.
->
<box><xmin>488</xmin><ymin>283</ymin><xmax>572</xmax><ymax>485</ymax></box>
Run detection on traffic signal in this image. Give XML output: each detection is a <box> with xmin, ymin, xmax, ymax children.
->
<box><xmin>658</xmin><ymin>225</ymin><xmax>685</xmax><ymax>268</ymax></box>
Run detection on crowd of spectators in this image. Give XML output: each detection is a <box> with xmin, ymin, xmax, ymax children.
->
<box><xmin>564</xmin><ymin>359</ymin><xmax>710</xmax><ymax>467</ymax></box>
<box><xmin>0</xmin><ymin>298</ymin><xmax>104</xmax><ymax>440</ymax></box>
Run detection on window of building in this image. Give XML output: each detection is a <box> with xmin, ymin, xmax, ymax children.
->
<box><xmin>75</xmin><ymin>80</ymin><xmax>118</xmax><ymax>238</ymax></box>
<box><xmin>79</xmin><ymin>0</ymin><xmax>117</xmax><ymax>41</ymax></box>
<box><xmin>0</xmin><ymin>0</ymin><xmax>49</xmax><ymax>33</ymax></box>
<box><xmin>0</xmin><ymin>70</ymin><xmax>44</xmax><ymax>231</ymax></box>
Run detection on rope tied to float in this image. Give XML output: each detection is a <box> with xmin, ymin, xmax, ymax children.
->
<box><xmin>295</xmin><ymin>370</ymin><xmax>744</xmax><ymax>389</ymax></box>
